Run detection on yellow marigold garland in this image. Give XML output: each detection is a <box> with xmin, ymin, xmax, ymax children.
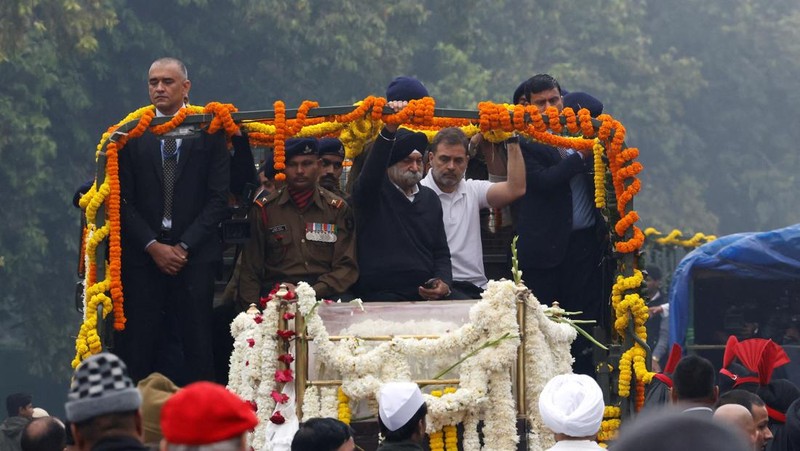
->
<box><xmin>611</xmin><ymin>269</ymin><xmax>654</xmax><ymax>396</ymax></box>
<box><xmin>593</xmin><ymin>139</ymin><xmax>606</xmax><ymax>208</ymax></box>
<box><xmin>429</xmin><ymin>388</ymin><xmax>458</xmax><ymax>451</ymax></box>
<box><xmin>429</xmin><ymin>389</ymin><xmax>445</xmax><ymax>451</ymax></box>
<box><xmin>72</xmin><ymin>271</ymin><xmax>112</xmax><ymax>367</ymax></box>
<box><xmin>337</xmin><ymin>386</ymin><xmax>351</xmax><ymax>425</ymax></box>
<box><xmin>644</xmin><ymin>227</ymin><xmax>717</xmax><ymax>248</ymax></box>
<box><xmin>598</xmin><ymin>406</ymin><xmax>621</xmax><ymax>443</ymax></box>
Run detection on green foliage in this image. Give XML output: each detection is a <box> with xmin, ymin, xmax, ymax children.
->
<box><xmin>0</xmin><ymin>0</ymin><xmax>118</xmax><ymax>379</ymax></box>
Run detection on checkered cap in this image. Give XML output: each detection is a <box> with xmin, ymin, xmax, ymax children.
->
<box><xmin>65</xmin><ymin>352</ymin><xmax>142</xmax><ymax>423</ymax></box>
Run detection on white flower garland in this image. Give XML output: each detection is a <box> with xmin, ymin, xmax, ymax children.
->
<box><xmin>319</xmin><ymin>386</ymin><xmax>338</xmax><ymax>418</ymax></box>
<box><xmin>299</xmin><ymin>280</ymin><xmax>521</xmax><ymax>443</ymax></box>
<box><xmin>301</xmin><ymin>386</ymin><xmax>321</xmax><ymax>419</ymax></box>
<box><xmin>461</xmin><ymin>410</ymin><xmax>481</xmax><ymax>451</ymax></box>
<box><xmin>483</xmin><ymin>372</ymin><xmax>518</xmax><ymax>451</ymax></box>
<box><xmin>522</xmin><ymin>288</ymin><xmax>577</xmax><ymax>451</ymax></box>
<box><xmin>231</xmin><ymin>280</ymin><xmax>578</xmax><ymax>450</ymax></box>
<box><xmin>228</xmin><ymin>300</ymin><xmax>281</xmax><ymax>451</ymax></box>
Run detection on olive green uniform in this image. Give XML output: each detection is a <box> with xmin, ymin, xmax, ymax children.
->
<box><xmin>237</xmin><ymin>186</ymin><xmax>358</xmax><ymax>303</ymax></box>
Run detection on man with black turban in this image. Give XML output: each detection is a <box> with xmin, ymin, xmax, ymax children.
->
<box><xmin>352</xmin><ymin>101</ymin><xmax>454</xmax><ymax>301</ymax></box>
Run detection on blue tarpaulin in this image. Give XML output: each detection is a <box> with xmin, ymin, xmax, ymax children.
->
<box><xmin>668</xmin><ymin>223</ymin><xmax>800</xmax><ymax>348</ymax></box>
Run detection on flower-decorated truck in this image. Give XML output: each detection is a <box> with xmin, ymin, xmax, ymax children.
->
<box><xmin>76</xmin><ymin>98</ymin><xmax>649</xmax><ymax>450</ymax></box>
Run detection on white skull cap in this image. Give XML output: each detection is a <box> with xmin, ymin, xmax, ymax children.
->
<box><xmin>378</xmin><ymin>382</ymin><xmax>425</xmax><ymax>432</ymax></box>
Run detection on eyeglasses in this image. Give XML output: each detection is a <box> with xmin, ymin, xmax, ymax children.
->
<box><xmin>320</xmin><ymin>158</ymin><xmax>343</xmax><ymax>170</ymax></box>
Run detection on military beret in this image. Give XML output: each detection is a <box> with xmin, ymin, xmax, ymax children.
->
<box><xmin>318</xmin><ymin>138</ymin><xmax>345</xmax><ymax>159</ymax></box>
<box><xmin>563</xmin><ymin>92</ymin><xmax>603</xmax><ymax>117</ymax></box>
<box><xmin>285</xmin><ymin>138</ymin><xmax>318</xmax><ymax>161</ymax></box>
<box><xmin>386</xmin><ymin>76</ymin><xmax>429</xmax><ymax>102</ymax></box>
<box><xmin>512</xmin><ymin>80</ymin><xmax>528</xmax><ymax>104</ymax></box>
<box><xmin>260</xmin><ymin>149</ymin><xmax>276</xmax><ymax>179</ymax></box>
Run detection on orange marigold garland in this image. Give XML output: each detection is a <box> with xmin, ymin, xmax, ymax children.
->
<box><xmin>545</xmin><ymin>106</ymin><xmax>563</xmax><ymax>134</ymax></box>
<box><xmin>288</xmin><ymin>100</ymin><xmax>320</xmax><ymax>135</ymax></box>
<box><xmin>74</xmin><ymin>108</ymin><xmax>155</xmax><ymax>367</ymax></box>
<box><xmin>150</xmin><ymin>107</ymin><xmax>190</xmax><ymax>135</ymax></box>
<box><xmin>528</xmin><ymin>105</ymin><xmax>548</xmax><ymax>133</ymax></box>
<box><xmin>578</xmin><ymin>108</ymin><xmax>596</xmax><ymax>138</ymax></box>
<box><xmin>635</xmin><ymin>379</ymin><xmax>646</xmax><ymax>411</ymax></box>
<box><xmin>273</xmin><ymin>100</ymin><xmax>287</xmax><ymax>182</ymax></box>
<box><xmin>563</xmin><ymin>107</ymin><xmax>579</xmax><ymax>135</ymax></box>
<box><xmin>204</xmin><ymin>102</ymin><xmax>240</xmax><ymax>136</ymax></box>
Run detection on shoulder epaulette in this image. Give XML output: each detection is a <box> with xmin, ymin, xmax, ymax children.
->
<box><xmin>255</xmin><ymin>189</ymin><xmax>281</xmax><ymax>208</ymax></box>
<box><xmin>318</xmin><ymin>187</ymin><xmax>345</xmax><ymax>209</ymax></box>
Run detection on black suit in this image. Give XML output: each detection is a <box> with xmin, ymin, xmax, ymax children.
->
<box><xmin>516</xmin><ymin>139</ymin><xmax>610</xmax><ymax>375</ymax></box>
<box><xmin>117</xmin><ymin>128</ymin><xmax>230</xmax><ymax>384</ymax></box>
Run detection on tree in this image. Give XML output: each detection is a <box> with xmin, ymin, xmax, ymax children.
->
<box><xmin>0</xmin><ymin>0</ymin><xmax>117</xmax><ymax>378</ymax></box>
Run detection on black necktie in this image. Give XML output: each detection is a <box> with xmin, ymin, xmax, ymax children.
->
<box><xmin>162</xmin><ymin>138</ymin><xmax>178</xmax><ymax>221</ymax></box>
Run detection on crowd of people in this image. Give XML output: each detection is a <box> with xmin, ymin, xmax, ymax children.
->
<box><xmin>3</xmin><ymin>350</ymin><xmax>799</xmax><ymax>451</ymax></box>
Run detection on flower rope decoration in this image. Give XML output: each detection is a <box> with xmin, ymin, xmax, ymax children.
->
<box><xmin>593</xmin><ymin>139</ymin><xmax>607</xmax><ymax>208</ymax></box>
<box><xmin>337</xmin><ymin>386</ymin><xmax>351</xmax><ymax>425</ymax></box>
<box><xmin>611</xmin><ymin>269</ymin><xmax>655</xmax><ymax>397</ymax></box>
<box><xmin>523</xmin><ymin>288</ymin><xmax>578</xmax><ymax>451</ymax></box>
<box><xmin>272</xmin><ymin>100</ymin><xmax>287</xmax><ymax>182</ymax></box>
<box><xmin>73</xmin><ymin>107</ymin><xmax>154</xmax><ymax>366</ymax></box>
<box><xmin>429</xmin><ymin>388</ymin><xmax>459</xmax><ymax>451</ymax></box>
<box><xmin>644</xmin><ymin>227</ymin><xmax>717</xmax><ymax>248</ymax></box>
<box><xmin>293</xmin><ymin>280</ymin><xmax>522</xmax><ymax>450</ymax></box>
<box><xmin>228</xmin><ymin>296</ymin><xmax>281</xmax><ymax>451</ymax></box>
<box><xmin>598</xmin><ymin>406</ymin><xmax>621</xmax><ymax>444</ymax></box>
<box><xmin>429</xmin><ymin>389</ymin><xmax>445</xmax><ymax>451</ymax></box>
<box><xmin>442</xmin><ymin>387</ymin><xmax>458</xmax><ymax>451</ymax></box>
<box><xmin>300</xmin><ymin>385</ymin><xmax>321</xmax><ymax>419</ymax></box>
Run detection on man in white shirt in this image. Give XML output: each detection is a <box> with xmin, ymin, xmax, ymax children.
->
<box><xmin>420</xmin><ymin>127</ymin><xmax>525</xmax><ymax>298</ymax></box>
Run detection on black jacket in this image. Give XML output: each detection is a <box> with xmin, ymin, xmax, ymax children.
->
<box><xmin>119</xmin><ymin>129</ymin><xmax>230</xmax><ymax>265</ymax></box>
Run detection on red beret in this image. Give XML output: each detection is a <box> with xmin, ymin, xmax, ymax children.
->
<box><xmin>161</xmin><ymin>382</ymin><xmax>258</xmax><ymax>445</ymax></box>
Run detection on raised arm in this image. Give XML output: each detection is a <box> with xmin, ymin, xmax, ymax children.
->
<box><xmin>486</xmin><ymin>139</ymin><xmax>526</xmax><ymax>208</ymax></box>
<box><xmin>351</xmin><ymin>101</ymin><xmax>408</xmax><ymax>206</ymax></box>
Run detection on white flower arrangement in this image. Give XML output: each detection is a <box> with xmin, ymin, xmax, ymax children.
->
<box><xmin>228</xmin><ymin>299</ymin><xmax>281</xmax><ymax>451</ymax></box>
<box><xmin>522</xmin><ymin>288</ymin><xmax>577</xmax><ymax>451</ymax></box>
<box><xmin>301</xmin><ymin>386</ymin><xmax>321</xmax><ymax>419</ymax></box>
<box><xmin>299</xmin><ymin>280</ymin><xmax>522</xmax><ymax>444</ymax></box>
<box><xmin>231</xmin><ymin>279</ymin><xmax>577</xmax><ymax>451</ymax></box>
